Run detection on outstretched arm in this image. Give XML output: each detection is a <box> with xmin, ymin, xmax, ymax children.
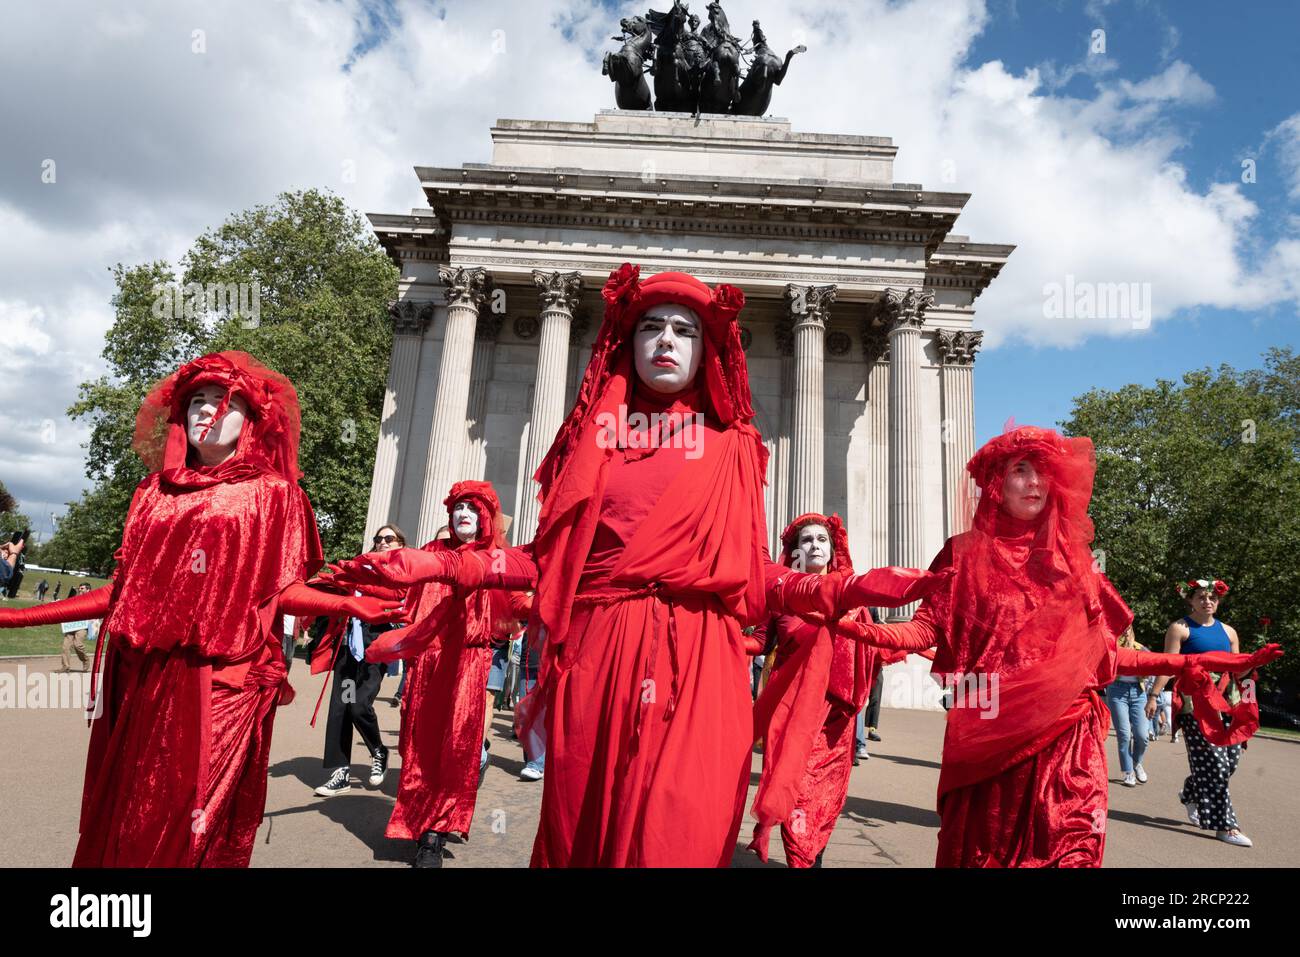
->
<box><xmin>328</xmin><ymin>543</ymin><xmax>538</xmax><ymax>592</ymax></box>
<box><xmin>277</xmin><ymin>582</ymin><xmax>407</xmax><ymax>626</ymax></box>
<box><xmin>1121</xmin><ymin>642</ymin><xmax>1284</xmax><ymax>677</ymax></box>
<box><xmin>836</xmin><ymin>604</ymin><xmax>939</xmax><ymax>652</ymax></box>
<box><xmin>0</xmin><ymin>585</ymin><xmax>112</xmax><ymax>628</ymax></box>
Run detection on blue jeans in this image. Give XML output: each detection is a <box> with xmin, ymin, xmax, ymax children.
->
<box><xmin>1105</xmin><ymin>680</ymin><xmax>1149</xmax><ymax>774</ymax></box>
<box><xmin>854</xmin><ymin>706</ymin><xmax>867</xmax><ymax>751</ymax></box>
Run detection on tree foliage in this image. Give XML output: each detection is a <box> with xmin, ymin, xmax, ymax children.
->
<box><xmin>43</xmin><ymin>189</ymin><xmax>398</xmax><ymax>572</ymax></box>
<box><xmin>1062</xmin><ymin>348</ymin><xmax>1300</xmax><ymax>680</ymax></box>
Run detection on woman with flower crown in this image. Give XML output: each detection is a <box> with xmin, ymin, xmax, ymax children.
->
<box><xmin>1147</xmin><ymin>577</ymin><xmax>1260</xmax><ymax>847</ymax></box>
<box><xmin>333</xmin><ymin>264</ymin><xmax>938</xmax><ymax>867</ymax></box>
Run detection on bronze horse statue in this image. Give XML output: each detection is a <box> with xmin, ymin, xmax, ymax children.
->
<box><xmin>734</xmin><ymin>20</ymin><xmax>805</xmax><ymax>116</ymax></box>
<box><xmin>647</xmin><ymin>0</ymin><xmax>695</xmax><ymax>113</ymax></box>
<box><xmin>602</xmin><ymin>16</ymin><xmax>654</xmax><ymax>111</ymax></box>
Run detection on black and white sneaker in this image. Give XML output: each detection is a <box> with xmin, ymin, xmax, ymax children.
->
<box><xmin>314</xmin><ymin>766</ymin><xmax>351</xmax><ymax>797</ymax></box>
<box><xmin>369</xmin><ymin>748</ymin><xmax>389</xmax><ymax>787</ymax></box>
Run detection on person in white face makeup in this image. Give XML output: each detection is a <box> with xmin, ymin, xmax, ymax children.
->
<box><xmin>0</xmin><ymin>351</ymin><xmax>406</xmax><ymax>867</ymax></box>
<box><xmin>747</xmin><ymin>512</ymin><xmax>933</xmax><ymax>867</ymax></box>
<box><xmin>333</xmin><ymin>265</ymin><xmax>942</xmax><ymax>868</ymax></box>
<box><xmin>340</xmin><ymin>482</ymin><xmax>531</xmax><ymax>868</ymax></box>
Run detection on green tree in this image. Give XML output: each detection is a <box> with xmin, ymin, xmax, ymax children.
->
<box><xmin>48</xmin><ymin>189</ymin><xmax>398</xmax><ymax>571</ymax></box>
<box><xmin>0</xmin><ymin>479</ymin><xmax>34</xmax><ymax>541</ymax></box>
<box><xmin>1062</xmin><ymin>349</ymin><xmax>1300</xmax><ymax>681</ymax></box>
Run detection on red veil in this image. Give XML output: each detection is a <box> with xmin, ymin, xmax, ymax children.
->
<box><xmin>101</xmin><ymin>350</ymin><xmax>322</xmax><ymax>668</ymax></box>
<box><xmin>132</xmin><ymin>349</ymin><xmax>304</xmax><ymax>484</ymax></box>
<box><xmin>926</xmin><ymin>426</ymin><xmax>1131</xmax><ymax>798</ymax></box>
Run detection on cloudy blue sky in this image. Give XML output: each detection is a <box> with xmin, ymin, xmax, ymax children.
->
<box><xmin>2</xmin><ymin>0</ymin><xmax>1297</xmax><ymax>539</ymax></box>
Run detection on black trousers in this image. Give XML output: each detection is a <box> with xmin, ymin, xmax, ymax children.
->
<box><xmin>323</xmin><ymin>648</ymin><xmax>387</xmax><ymax>768</ymax></box>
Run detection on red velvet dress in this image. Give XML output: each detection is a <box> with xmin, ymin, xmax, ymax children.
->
<box><xmin>876</xmin><ymin>526</ymin><xmax>1130</xmax><ymax>868</ymax></box>
<box><xmin>76</xmin><ymin>467</ymin><xmax>321</xmax><ymax>867</ymax></box>
<box><xmin>532</xmin><ymin>417</ymin><xmax>769</xmax><ymax>867</ymax></box>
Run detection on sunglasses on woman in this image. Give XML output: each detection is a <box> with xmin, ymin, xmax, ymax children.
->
<box><xmin>372</xmin><ymin>534</ymin><xmax>401</xmax><ymax>545</ymax></box>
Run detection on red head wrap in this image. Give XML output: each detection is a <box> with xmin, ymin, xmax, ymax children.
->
<box><xmin>133</xmin><ymin>350</ymin><xmax>303</xmax><ymax>483</ymax></box>
<box><xmin>443</xmin><ymin>479</ymin><xmax>508</xmax><ymax>551</ymax></box>
<box><xmin>778</xmin><ymin>512</ymin><xmax>854</xmax><ymax>574</ymax></box>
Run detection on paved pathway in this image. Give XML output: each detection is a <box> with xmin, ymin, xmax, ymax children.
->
<box><xmin>1</xmin><ymin>657</ymin><xmax>1295</xmax><ymax>867</ymax></box>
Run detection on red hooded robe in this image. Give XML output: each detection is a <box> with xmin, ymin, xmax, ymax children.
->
<box><xmin>76</xmin><ymin>351</ymin><xmax>323</xmax><ymax>867</ymax></box>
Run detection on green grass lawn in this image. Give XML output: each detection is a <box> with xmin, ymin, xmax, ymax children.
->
<box><xmin>0</xmin><ymin>572</ymin><xmax>110</xmax><ymax>657</ymax></box>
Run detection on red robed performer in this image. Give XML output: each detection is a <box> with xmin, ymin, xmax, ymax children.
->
<box><xmin>350</xmin><ymin>481</ymin><xmax>530</xmax><ymax>867</ymax></box>
<box><xmin>334</xmin><ymin>264</ymin><xmax>943</xmax><ymax>867</ymax></box>
<box><xmin>0</xmin><ymin>352</ymin><xmax>403</xmax><ymax>867</ymax></box>
<box><xmin>748</xmin><ymin>513</ymin><xmax>936</xmax><ymax>868</ymax></box>
<box><xmin>852</xmin><ymin>425</ymin><xmax>1283</xmax><ymax>867</ymax></box>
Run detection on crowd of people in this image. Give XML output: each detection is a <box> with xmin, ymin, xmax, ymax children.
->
<box><xmin>0</xmin><ymin>263</ymin><xmax>1284</xmax><ymax>868</ymax></box>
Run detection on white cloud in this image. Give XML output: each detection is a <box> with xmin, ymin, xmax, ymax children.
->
<box><xmin>0</xmin><ymin>0</ymin><xmax>1296</xmax><ymax>518</ymax></box>
<box><xmin>1264</xmin><ymin>112</ymin><xmax>1300</xmax><ymax>201</ymax></box>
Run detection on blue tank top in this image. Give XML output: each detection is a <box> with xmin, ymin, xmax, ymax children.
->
<box><xmin>1181</xmin><ymin>616</ymin><xmax>1231</xmax><ymax>655</ymax></box>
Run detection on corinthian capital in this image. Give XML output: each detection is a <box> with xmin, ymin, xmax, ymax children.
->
<box><xmin>387</xmin><ymin>299</ymin><xmax>435</xmax><ymax>337</ymax></box>
<box><xmin>936</xmin><ymin>329</ymin><xmax>985</xmax><ymax>366</ymax></box>
<box><xmin>532</xmin><ymin>270</ymin><xmax>584</xmax><ymax>313</ymax></box>
<box><xmin>881</xmin><ymin>287</ymin><xmax>935</xmax><ymax>333</ymax></box>
<box><xmin>784</xmin><ymin>283</ymin><xmax>838</xmax><ymax>326</ymax></box>
<box><xmin>438</xmin><ymin>265</ymin><xmax>489</xmax><ymax>307</ymax></box>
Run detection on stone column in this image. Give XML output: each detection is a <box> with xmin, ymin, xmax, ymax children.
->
<box><xmin>516</xmin><ymin>270</ymin><xmax>583</xmax><ymax>543</ymax></box>
<box><xmin>363</xmin><ymin>300</ymin><xmax>433</xmax><ymax>546</ymax></box>
<box><xmin>883</xmin><ymin>287</ymin><xmax>934</xmax><ymax>620</ymax></box>
<box><xmin>861</xmin><ymin>318</ymin><xmax>892</xmax><ymax>572</ymax></box>
<box><xmin>462</xmin><ymin>309</ymin><xmax>505</xmax><ymax>480</ymax></box>
<box><xmin>415</xmin><ymin>265</ymin><xmax>489</xmax><ymax>543</ymax></box>
<box><xmin>937</xmin><ymin>329</ymin><xmax>983</xmax><ymax>539</ymax></box>
<box><xmin>784</xmin><ymin>283</ymin><xmax>837</xmax><ymax>516</ymax></box>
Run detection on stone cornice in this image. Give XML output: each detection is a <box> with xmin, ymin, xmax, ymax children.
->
<box><xmin>417</xmin><ymin>166</ymin><xmax>966</xmax><ymax>251</ymax></box>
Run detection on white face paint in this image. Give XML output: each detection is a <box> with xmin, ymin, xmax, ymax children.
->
<box><xmin>793</xmin><ymin>523</ymin><xmax>832</xmax><ymax>574</ymax></box>
<box><xmin>451</xmin><ymin>501</ymin><xmax>480</xmax><ymax>543</ymax></box>
<box><xmin>186</xmin><ymin>385</ymin><xmax>248</xmax><ymax>467</ymax></box>
<box><xmin>633</xmin><ymin>303</ymin><xmax>703</xmax><ymax>395</ymax></box>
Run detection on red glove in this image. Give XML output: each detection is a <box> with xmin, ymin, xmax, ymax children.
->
<box><xmin>456</xmin><ymin>547</ymin><xmax>539</xmax><ymax>590</ymax></box>
<box><xmin>840</xmin><ymin>567</ymin><xmax>948</xmax><ymax>613</ymax></box>
<box><xmin>278</xmin><ymin>582</ymin><xmax>408</xmax><ymax>625</ymax></box>
<box><xmin>1115</xmin><ymin>646</ymin><xmax>1190</xmax><ymax>677</ymax></box>
<box><xmin>836</xmin><ymin>609</ymin><xmax>937</xmax><ymax>652</ymax></box>
<box><xmin>328</xmin><ymin>548</ymin><xmax>461</xmax><ymax>589</ymax></box>
<box><xmin>1189</xmin><ymin>642</ymin><xmax>1284</xmax><ymax>674</ymax></box>
<box><xmin>0</xmin><ymin>585</ymin><xmax>111</xmax><ymax>628</ymax></box>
